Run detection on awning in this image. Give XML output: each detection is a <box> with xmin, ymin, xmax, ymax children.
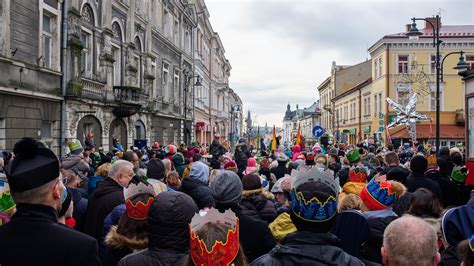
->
<box><xmin>389</xmin><ymin>124</ymin><xmax>465</xmax><ymax>139</ymax></box>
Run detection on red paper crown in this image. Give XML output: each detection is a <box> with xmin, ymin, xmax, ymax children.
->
<box><xmin>349</xmin><ymin>168</ymin><xmax>368</xmax><ymax>183</ymax></box>
<box><xmin>125</xmin><ymin>197</ymin><xmax>154</xmax><ymax>220</ymax></box>
<box><xmin>189</xmin><ymin>208</ymin><xmax>239</xmax><ymax>266</ymax></box>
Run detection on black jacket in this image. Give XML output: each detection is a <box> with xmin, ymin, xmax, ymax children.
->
<box><xmin>0</xmin><ymin>203</ymin><xmax>100</xmax><ymax>266</ymax></box>
<box><xmin>439</xmin><ymin>245</ymin><xmax>459</xmax><ymax>266</ymax></box>
<box><xmin>240</xmin><ymin>192</ymin><xmax>278</xmax><ymax>224</ymax></box>
<box><xmin>251</xmin><ymin>231</ymin><xmax>363</xmax><ymax>266</ymax></box>
<box><xmin>83</xmin><ymin>177</ymin><xmax>125</xmax><ymax>241</ymax></box>
<box><xmin>271</xmin><ymin>162</ymin><xmax>288</xmax><ymax>180</ymax></box>
<box><xmin>210</xmin><ymin>140</ymin><xmax>226</xmax><ymax>161</ymax></box>
<box><xmin>180</xmin><ymin>178</ymin><xmax>215</xmax><ymax>209</ymax></box>
<box><xmin>361</xmin><ymin>209</ymin><xmax>398</xmax><ymax>264</ymax></box>
<box><xmin>385</xmin><ymin>165</ymin><xmax>410</xmax><ymax>185</ymax></box>
<box><xmin>235</xmin><ymin>144</ymin><xmax>250</xmax><ymax>172</ymax></box>
<box><xmin>425</xmin><ymin>169</ymin><xmax>464</xmax><ymax>207</ymax></box>
<box><xmin>118</xmin><ymin>192</ymin><xmax>198</xmax><ymax>266</ymax></box>
<box><xmin>406</xmin><ymin>172</ymin><xmax>442</xmax><ymax>199</ymax></box>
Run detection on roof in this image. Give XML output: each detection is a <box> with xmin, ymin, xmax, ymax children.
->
<box><xmin>385</xmin><ymin>25</ymin><xmax>474</xmax><ymax>38</ymax></box>
<box><xmin>283</xmin><ymin>102</ymin><xmax>320</xmax><ymax>121</ymax></box>
<box><xmin>389</xmin><ymin>124</ymin><xmax>465</xmax><ymax>139</ymax></box>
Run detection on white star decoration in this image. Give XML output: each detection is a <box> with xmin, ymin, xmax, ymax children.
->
<box><xmin>386</xmin><ymin>93</ymin><xmax>431</xmax><ymax>141</ymax></box>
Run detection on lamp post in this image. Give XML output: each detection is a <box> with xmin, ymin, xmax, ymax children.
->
<box><xmin>183</xmin><ymin>69</ymin><xmax>202</xmax><ymax>145</ymax></box>
<box><xmin>405</xmin><ymin>16</ymin><xmax>469</xmax><ymax>154</ymax></box>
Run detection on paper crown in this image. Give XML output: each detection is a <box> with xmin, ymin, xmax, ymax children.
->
<box><xmin>360</xmin><ymin>176</ymin><xmax>396</xmax><ymax>211</ymax></box>
<box><xmin>125</xmin><ymin>197</ymin><xmax>154</xmax><ymax>220</ymax></box>
<box><xmin>346</xmin><ymin>150</ymin><xmax>360</xmax><ymax>163</ymax></box>
<box><xmin>348</xmin><ymin>166</ymin><xmax>369</xmax><ymax>183</ymax></box>
<box><xmin>123</xmin><ymin>178</ymin><xmax>156</xmax><ymax>200</ymax></box>
<box><xmin>189</xmin><ymin>208</ymin><xmax>239</xmax><ymax>266</ymax></box>
<box><xmin>427</xmin><ymin>155</ymin><xmax>437</xmax><ymax>167</ymax></box>
<box><xmin>0</xmin><ymin>179</ymin><xmax>15</xmax><ymax>213</ymax></box>
<box><xmin>451</xmin><ymin>165</ymin><xmax>469</xmax><ymax>183</ymax></box>
<box><xmin>290</xmin><ymin>167</ymin><xmax>338</xmax><ymax>222</ymax></box>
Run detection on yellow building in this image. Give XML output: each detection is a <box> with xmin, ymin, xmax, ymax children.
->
<box><xmin>368</xmin><ymin>18</ymin><xmax>473</xmax><ymax>147</ymax></box>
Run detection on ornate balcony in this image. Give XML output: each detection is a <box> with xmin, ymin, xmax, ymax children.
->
<box><xmin>66</xmin><ymin>78</ymin><xmax>106</xmax><ymax>101</ymax></box>
<box><xmin>112</xmin><ymin>86</ymin><xmax>142</xmax><ymax>117</ymax></box>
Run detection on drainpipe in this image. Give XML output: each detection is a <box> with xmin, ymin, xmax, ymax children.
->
<box><xmin>358</xmin><ymin>85</ymin><xmax>362</xmax><ymax>143</ymax></box>
<box><xmin>385</xmin><ymin>45</ymin><xmax>390</xmax><ymax>145</ymax></box>
<box><xmin>59</xmin><ymin>0</ymin><xmax>69</xmax><ymax>158</ymax></box>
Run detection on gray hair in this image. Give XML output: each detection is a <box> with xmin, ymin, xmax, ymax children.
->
<box><xmin>109</xmin><ymin>160</ymin><xmax>134</xmax><ymax>178</ymax></box>
<box><xmin>383</xmin><ymin>215</ymin><xmax>438</xmax><ymax>266</ymax></box>
<box><xmin>11</xmin><ymin>177</ymin><xmax>59</xmax><ymax>204</ymax></box>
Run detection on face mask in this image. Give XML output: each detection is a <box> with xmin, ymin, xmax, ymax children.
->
<box><xmin>60</xmin><ymin>186</ymin><xmax>67</xmax><ymax>203</ymax></box>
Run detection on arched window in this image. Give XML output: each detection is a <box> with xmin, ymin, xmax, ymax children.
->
<box><xmin>134</xmin><ymin>36</ymin><xmax>143</xmax><ymax>88</ymax></box>
<box><xmin>112</xmin><ymin>22</ymin><xmax>123</xmax><ymax>86</ymax></box>
<box><xmin>81</xmin><ymin>4</ymin><xmax>95</xmax><ymax>78</ymax></box>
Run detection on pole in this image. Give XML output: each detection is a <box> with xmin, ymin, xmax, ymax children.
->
<box><xmin>435</xmin><ymin>15</ymin><xmax>440</xmax><ymax>155</ymax></box>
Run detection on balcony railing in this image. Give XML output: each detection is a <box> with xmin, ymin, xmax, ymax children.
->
<box><xmin>113</xmin><ymin>86</ymin><xmax>141</xmax><ymax>105</ymax></box>
<box><xmin>81</xmin><ymin>78</ymin><xmax>106</xmax><ymax>101</ymax></box>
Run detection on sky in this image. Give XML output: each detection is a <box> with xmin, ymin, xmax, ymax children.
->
<box><xmin>204</xmin><ymin>0</ymin><xmax>474</xmax><ymax>127</ymax></box>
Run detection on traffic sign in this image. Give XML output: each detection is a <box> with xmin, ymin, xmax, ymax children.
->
<box><xmin>312</xmin><ymin>126</ymin><xmax>324</xmax><ymax>138</ymax></box>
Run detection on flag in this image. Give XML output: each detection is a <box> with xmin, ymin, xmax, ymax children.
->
<box><xmin>256</xmin><ymin>127</ymin><xmax>260</xmax><ymax>151</ymax></box>
<box><xmin>271</xmin><ymin>125</ymin><xmax>277</xmax><ymax>151</ymax></box>
<box><xmin>296</xmin><ymin>124</ymin><xmax>301</xmax><ymax>146</ymax></box>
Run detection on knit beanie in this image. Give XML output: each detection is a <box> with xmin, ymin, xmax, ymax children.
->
<box><xmin>189</xmin><ymin>161</ymin><xmax>209</xmax><ymax>184</ymax></box>
<box><xmin>147</xmin><ymin>158</ymin><xmax>166</xmax><ymax>180</ymax></box>
<box><xmin>241</xmin><ymin>173</ymin><xmax>262</xmax><ymax>191</ymax></box>
<box><xmin>224</xmin><ymin>161</ymin><xmax>237</xmax><ymax>171</ymax></box>
<box><xmin>410</xmin><ymin>155</ymin><xmax>428</xmax><ymax>174</ymax></box>
<box><xmin>68</xmin><ymin>139</ymin><xmax>84</xmax><ymax>155</ymax></box>
<box><xmin>210</xmin><ymin>171</ymin><xmax>243</xmax><ymax>206</ymax></box>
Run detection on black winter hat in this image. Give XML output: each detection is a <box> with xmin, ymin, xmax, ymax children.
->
<box><xmin>410</xmin><ymin>155</ymin><xmax>428</xmax><ymax>174</ymax></box>
<box><xmin>6</xmin><ymin>138</ymin><xmax>60</xmax><ymax>192</ymax></box>
<box><xmin>147</xmin><ymin>158</ymin><xmax>165</xmax><ymax>180</ymax></box>
<box><xmin>241</xmin><ymin>173</ymin><xmax>262</xmax><ymax>191</ymax></box>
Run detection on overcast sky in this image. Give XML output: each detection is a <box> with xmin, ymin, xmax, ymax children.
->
<box><xmin>205</xmin><ymin>0</ymin><xmax>474</xmax><ymax>127</ymax></box>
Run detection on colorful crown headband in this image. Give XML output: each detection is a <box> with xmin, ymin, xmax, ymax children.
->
<box><xmin>362</xmin><ymin>177</ymin><xmax>396</xmax><ymax>209</ymax></box>
<box><xmin>125</xmin><ymin>197</ymin><xmax>154</xmax><ymax>220</ymax></box>
<box><xmin>349</xmin><ymin>166</ymin><xmax>369</xmax><ymax>183</ymax></box>
<box><xmin>451</xmin><ymin>166</ymin><xmax>468</xmax><ymax>183</ymax></box>
<box><xmin>290</xmin><ymin>167</ymin><xmax>338</xmax><ymax>222</ymax></box>
<box><xmin>0</xmin><ymin>180</ymin><xmax>15</xmax><ymax>213</ymax></box>
<box><xmin>123</xmin><ymin>179</ymin><xmax>156</xmax><ymax>200</ymax></box>
<box><xmin>426</xmin><ymin>155</ymin><xmax>437</xmax><ymax>166</ymax></box>
<box><xmin>189</xmin><ymin>208</ymin><xmax>239</xmax><ymax>266</ymax></box>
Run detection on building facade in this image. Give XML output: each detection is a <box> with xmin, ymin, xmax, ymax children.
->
<box><xmin>368</xmin><ymin>18</ymin><xmax>472</xmax><ymax>147</ymax></box>
<box><xmin>0</xmin><ymin>0</ymin><xmax>241</xmax><ymax>153</ymax></box>
<box><xmin>282</xmin><ymin>102</ymin><xmax>321</xmax><ymax>146</ymax></box>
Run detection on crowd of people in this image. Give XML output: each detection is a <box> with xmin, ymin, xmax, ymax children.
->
<box><xmin>0</xmin><ymin>136</ymin><xmax>473</xmax><ymax>266</ymax></box>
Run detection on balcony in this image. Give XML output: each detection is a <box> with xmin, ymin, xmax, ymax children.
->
<box><xmin>112</xmin><ymin>86</ymin><xmax>142</xmax><ymax>117</ymax></box>
<box><xmin>66</xmin><ymin>78</ymin><xmax>106</xmax><ymax>101</ymax></box>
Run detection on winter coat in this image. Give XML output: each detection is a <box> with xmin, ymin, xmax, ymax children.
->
<box><xmin>0</xmin><ymin>203</ymin><xmax>100</xmax><ymax>266</ymax></box>
<box><xmin>291</xmin><ymin>145</ymin><xmax>302</xmax><ymax>161</ymax></box>
<box><xmin>240</xmin><ymin>189</ymin><xmax>278</xmax><ymax>223</ymax></box>
<box><xmin>103</xmin><ymin>204</ymin><xmax>126</xmax><ymax>239</ymax></box>
<box><xmin>271</xmin><ymin>162</ymin><xmax>287</xmax><ymax>180</ymax></box>
<box><xmin>83</xmin><ymin>177</ymin><xmax>125</xmax><ymax>241</ymax></box>
<box><xmin>210</xmin><ymin>140</ymin><xmax>226</xmax><ymax>161</ymax></box>
<box><xmin>425</xmin><ymin>169</ymin><xmax>467</xmax><ymax>207</ymax></box>
<box><xmin>62</xmin><ymin>155</ymin><xmax>90</xmax><ymax>177</ymax></box>
<box><xmin>118</xmin><ymin>192</ymin><xmax>198</xmax><ymax>266</ymax></box>
<box><xmin>268</xmin><ymin>212</ymin><xmax>296</xmax><ymax>243</ymax></box>
<box><xmin>172</xmin><ymin>154</ymin><xmax>187</xmax><ymax>178</ymax></box>
<box><xmin>235</xmin><ymin>144</ymin><xmax>250</xmax><ymax>172</ymax></box>
<box><xmin>180</xmin><ymin>178</ymin><xmax>215</xmax><ymax>209</ymax></box>
<box><xmin>251</xmin><ymin>231</ymin><xmax>364</xmax><ymax>266</ymax></box>
<box><xmin>217</xmin><ymin>204</ymin><xmax>276</xmax><ymax>263</ymax></box>
<box><xmin>406</xmin><ymin>172</ymin><xmax>442</xmax><ymax>199</ymax></box>
<box><xmin>439</xmin><ymin>245</ymin><xmax>460</xmax><ymax>266</ymax></box>
<box><xmin>385</xmin><ymin>165</ymin><xmax>410</xmax><ymax>185</ymax></box>
<box><xmin>104</xmin><ymin>226</ymin><xmax>148</xmax><ymax>266</ymax></box>
<box><xmin>71</xmin><ymin>188</ymin><xmax>88</xmax><ymax>232</ymax></box>
<box><xmin>361</xmin><ymin>209</ymin><xmax>398</xmax><ymax>264</ymax></box>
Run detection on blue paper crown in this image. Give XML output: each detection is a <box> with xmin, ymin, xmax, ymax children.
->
<box><xmin>290</xmin><ymin>189</ymin><xmax>337</xmax><ymax>222</ymax></box>
<box><xmin>366</xmin><ymin>177</ymin><xmax>396</xmax><ymax>207</ymax></box>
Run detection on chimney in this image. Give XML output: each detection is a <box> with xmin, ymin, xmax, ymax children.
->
<box><xmin>425</xmin><ymin>17</ymin><xmax>441</xmax><ymax>31</ymax></box>
<box><xmin>405</xmin><ymin>24</ymin><xmax>412</xmax><ymax>32</ymax></box>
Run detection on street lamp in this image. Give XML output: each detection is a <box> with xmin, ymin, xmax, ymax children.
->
<box><xmin>183</xmin><ymin>69</ymin><xmax>202</xmax><ymax>145</ymax></box>
<box><xmin>405</xmin><ymin>15</ymin><xmax>469</xmax><ymax>154</ymax></box>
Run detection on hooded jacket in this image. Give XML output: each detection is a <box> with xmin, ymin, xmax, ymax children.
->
<box><xmin>406</xmin><ymin>172</ymin><xmax>442</xmax><ymax>199</ymax></box>
<box><xmin>83</xmin><ymin>177</ymin><xmax>125</xmax><ymax>241</ymax></box>
<box><xmin>240</xmin><ymin>189</ymin><xmax>278</xmax><ymax>223</ymax></box>
<box><xmin>61</xmin><ymin>155</ymin><xmax>90</xmax><ymax>178</ymax></box>
<box><xmin>361</xmin><ymin>209</ymin><xmax>398</xmax><ymax>264</ymax></box>
<box><xmin>291</xmin><ymin>145</ymin><xmax>302</xmax><ymax>162</ymax></box>
<box><xmin>172</xmin><ymin>154</ymin><xmax>187</xmax><ymax>178</ymax></box>
<box><xmin>180</xmin><ymin>178</ymin><xmax>214</xmax><ymax>209</ymax></box>
<box><xmin>251</xmin><ymin>231</ymin><xmax>363</xmax><ymax>266</ymax></box>
<box><xmin>271</xmin><ymin>161</ymin><xmax>288</xmax><ymax>180</ymax></box>
<box><xmin>104</xmin><ymin>226</ymin><xmax>148</xmax><ymax>266</ymax></box>
<box><xmin>117</xmin><ymin>192</ymin><xmax>198</xmax><ymax>266</ymax></box>
<box><xmin>235</xmin><ymin>144</ymin><xmax>250</xmax><ymax>172</ymax></box>
<box><xmin>210</xmin><ymin>139</ymin><xmax>226</xmax><ymax>161</ymax></box>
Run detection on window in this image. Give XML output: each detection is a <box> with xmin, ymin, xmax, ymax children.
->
<box><xmin>173</xmin><ymin>69</ymin><xmax>179</xmax><ymax>102</ymax></box>
<box><xmin>41</xmin><ymin>122</ymin><xmax>52</xmax><ymax>138</ymax></box>
<box><xmin>163</xmin><ymin>62</ymin><xmax>169</xmax><ymax>101</ymax></box>
<box><xmin>81</xmin><ymin>30</ymin><xmax>92</xmax><ymax>78</ymax></box>
<box><xmin>466</xmin><ymin>55</ymin><xmax>474</xmax><ymax>69</ymax></box>
<box><xmin>429</xmin><ymin>91</ymin><xmax>443</xmax><ymax>111</ymax></box>
<box><xmin>378</xmin><ymin>93</ymin><xmax>383</xmax><ymax>114</ymax></box>
<box><xmin>367</xmin><ymin>96</ymin><xmax>371</xmax><ymax>116</ymax></box>
<box><xmin>42</xmin><ymin>13</ymin><xmax>53</xmax><ymax>68</ymax></box>
<box><xmin>112</xmin><ymin>45</ymin><xmax>121</xmax><ymax>86</ymax></box>
<box><xmin>398</xmin><ymin>55</ymin><xmax>409</xmax><ymax>74</ymax></box>
<box><xmin>374</xmin><ymin>94</ymin><xmax>378</xmax><ymax>117</ymax></box>
<box><xmin>151</xmin><ymin>62</ymin><xmax>157</xmax><ymax>98</ymax></box>
<box><xmin>378</xmin><ymin>57</ymin><xmax>382</xmax><ymax>77</ymax></box>
<box><xmin>173</xmin><ymin>19</ymin><xmax>179</xmax><ymax>45</ymax></box>
<box><xmin>430</xmin><ymin>54</ymin><xmax>437</xmax><ymax>74</ymax></box>
<box><xmin>374</xmin><ymin>59</ymin><xmax>378</xmax><ymax>78</ymax></box>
